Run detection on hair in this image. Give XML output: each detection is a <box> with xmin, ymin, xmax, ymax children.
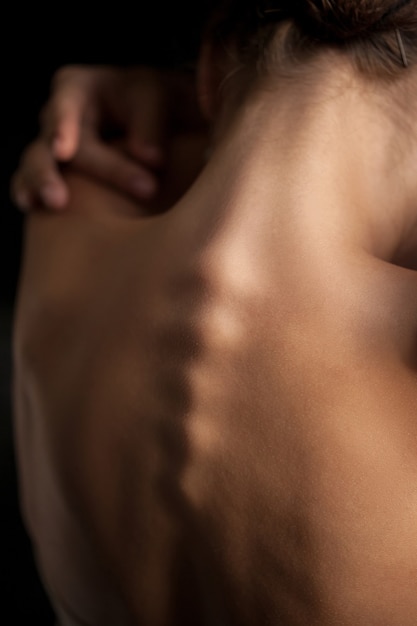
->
<box><xmin>204</xmin><ymin>0</ymin><xmax>417</xmax><ymax>78</ymax></box>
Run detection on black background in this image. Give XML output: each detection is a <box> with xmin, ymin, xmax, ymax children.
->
<box><xmin>1</xmin><ymin>4</ymin><xmax>204</xmax><ymax>622</ymax></box>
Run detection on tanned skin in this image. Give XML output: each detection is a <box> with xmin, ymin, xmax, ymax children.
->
<box><xmin>13</xmin><ymin>55</ymin><xmax>417</xmax><ymax>625</ymax></box>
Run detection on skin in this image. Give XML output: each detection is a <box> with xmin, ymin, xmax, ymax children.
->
<box><xmin>13</xmin><ymin>47</ymin><xmax>417</xmax><ymax>626</ymax></box>
<box><xmin>10</xmin><ymin>65</ymin><xmax>206</xmax><ymax>210</ymax></box>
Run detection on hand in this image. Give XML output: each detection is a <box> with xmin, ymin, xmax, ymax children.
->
<box><xmin>11</xmin><ymin>64</ymin><xmax>206</xmax><ymax>211</ymax></box>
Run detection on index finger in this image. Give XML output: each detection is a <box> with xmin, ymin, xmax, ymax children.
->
<box><xmin>40</xmin><ymin>65</ymin><xmax>93</xmax><ymax>162</ymax></box>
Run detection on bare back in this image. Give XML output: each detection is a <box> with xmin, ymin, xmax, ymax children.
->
<box><xmin>13</xmin><ymin>118</ymin><xmax>417</xmax><ymax>625</ymax></box>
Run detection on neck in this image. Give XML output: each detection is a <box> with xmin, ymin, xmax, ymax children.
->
<box><xmin>205</xmin><ymin>61</ymin><xmax>417</xmax><ymax>264</ymax></box>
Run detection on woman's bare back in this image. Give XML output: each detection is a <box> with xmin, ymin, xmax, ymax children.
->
<box><xmin>13</xmin><ymin>111</ymin><xmax>417</xmax><ymax>625</ymax></box>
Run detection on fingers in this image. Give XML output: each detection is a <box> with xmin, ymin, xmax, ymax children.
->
<box><xmin>41</xmin><ymin>65</ymin><xmax>93</xmax><ymax>162</ymax></box>
<box><xmin>13</xmin><ymin>65</ymin><xmax>186</xmax><ymax>213</ymax></box>
<box><xmin>11</xmin><ymin>134</ymin><xmax>160</xmax><ymax>213</ymax></box>
<box><xmin>73</xmin><ymin>137</ymin><xmax>159</xmax><ymax>200</ymax></box>
<box><xmin>11</xmin><ymin>141</ymin><xmax>69</xmax><ymax>212</ymax></box>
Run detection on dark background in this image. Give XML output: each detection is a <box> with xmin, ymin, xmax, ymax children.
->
<box><xmin>1</xmin><ymin>4</ymin><xmax>204</xmax><ymax>622</ymax></box>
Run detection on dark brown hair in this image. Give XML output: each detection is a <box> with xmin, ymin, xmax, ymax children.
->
<box><xmin>208</xmin><ymin>0</ymin><xmax>417</xmax><ymax>76</ymax></box>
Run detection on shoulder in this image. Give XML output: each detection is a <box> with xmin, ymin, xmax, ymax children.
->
<box><xmin>62</xmin><ymin>170</ymin><xmax>145</xmax><ymax>219</ymax></box>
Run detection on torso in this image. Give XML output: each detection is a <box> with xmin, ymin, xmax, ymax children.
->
<box><xmin>13</xmin><ymin>133</ymin><xmax>417</xmax><ymax>625</ymax></box>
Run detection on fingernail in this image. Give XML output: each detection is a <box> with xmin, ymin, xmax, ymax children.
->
<box><xmin>130</xmin><ymin>177</ymin><xmax>157</xmax><ymax>199</ymax></box>
<box><xmin>40</xmin><ymin>184</ymin><xmax>66</xmax><ymax>208</ymax></box>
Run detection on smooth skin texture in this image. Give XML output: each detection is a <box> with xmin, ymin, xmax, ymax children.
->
<box><xmin>13</xmin><ymin>51</ymin><xmax>417</xmax><ymax>625</ymax></box>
